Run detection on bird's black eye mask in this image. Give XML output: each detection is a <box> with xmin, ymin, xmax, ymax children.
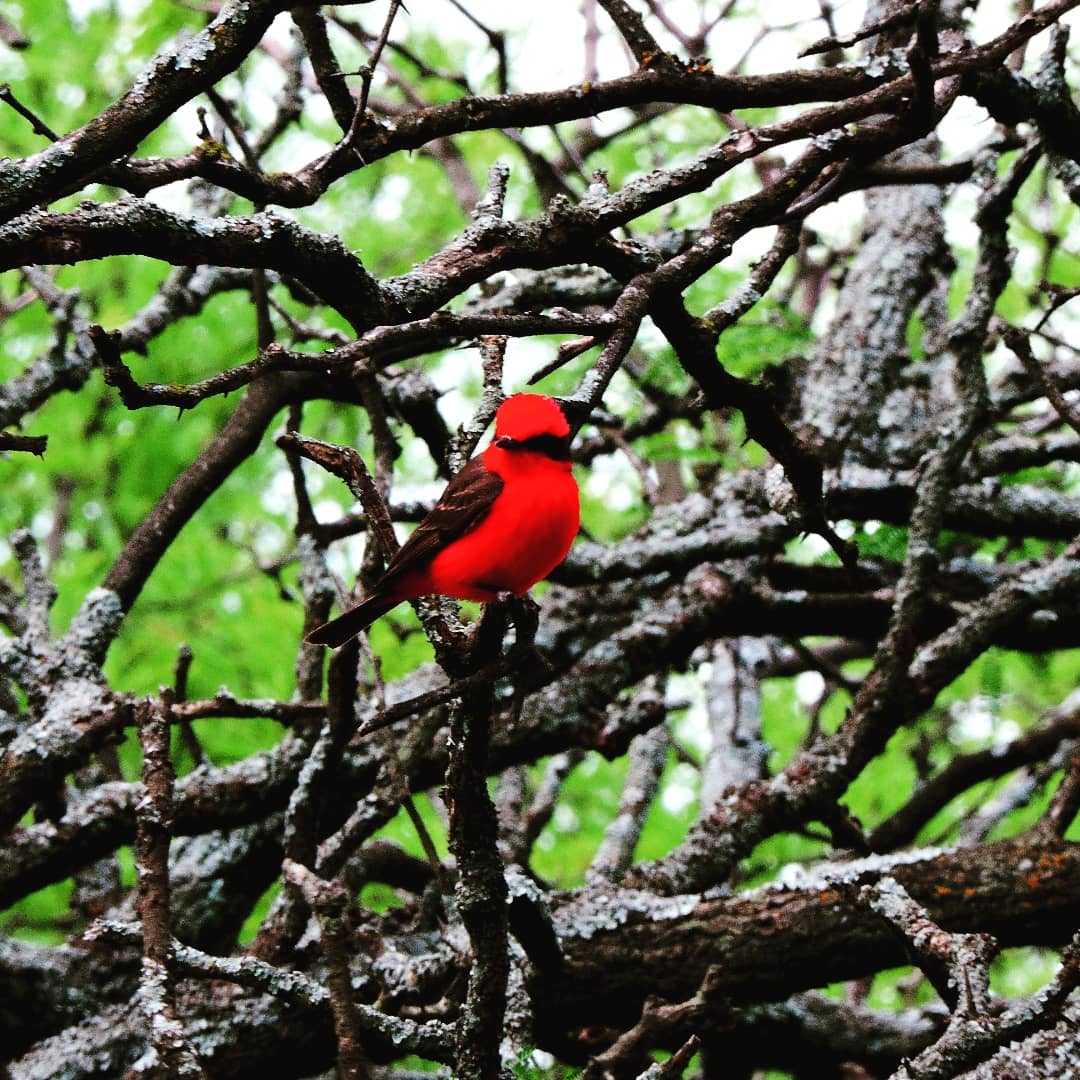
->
<box><xmin>494</xmin><ymin>433</ymin><xmax>572</xmax><ymax>460</ymax></box>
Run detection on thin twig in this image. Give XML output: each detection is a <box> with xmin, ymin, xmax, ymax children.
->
<box><xmin>357</xmin><ymin>0</ymin><xmax>406</xmax><ymax>116</ymax></box>
<box><xmin>999</xmin><ymin>321</ymin><xmax>1080</xmax><ymax>439</ymax></box>
<box><xmin>134</xmin><ymin>693</ymin><xmax>205</xmax><ymax>1077</ymax></box>
<box><xmin>282</xmin><ymin>860</ymin><xmax>374</xmax><ymax>1079</ymax></box>
<box><xmin>0</xmin><ymin>81</ymin><xmax>58</xmax><ymax>140</ymax></box>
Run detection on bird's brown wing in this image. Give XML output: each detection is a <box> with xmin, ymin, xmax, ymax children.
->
<box><xmin>305</xmin><ymin>458</ymin><xmax>504</xmax><ymax>647</ymax></box>
<box><xmin>379</xmin><ymin>455</ymin><xmax>504</xmax><ymax>586</ymax></box>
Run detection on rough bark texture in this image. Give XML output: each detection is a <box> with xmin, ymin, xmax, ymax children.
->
<box><xmin>3</xmin><ymin>1</ymin><xmax>1080</xmax><ymax>1078</ymax></box>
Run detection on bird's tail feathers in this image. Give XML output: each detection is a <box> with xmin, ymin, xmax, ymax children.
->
<box><xmin>305</xmin><ymin>592</ymin><xmax>403</xmax><ymax>647</ymax></box>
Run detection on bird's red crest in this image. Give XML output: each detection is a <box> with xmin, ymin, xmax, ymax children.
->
<box><xmin>494</xmin><ymin>393</ymin><xmax>570</xmax><ymax>441</ymax></box>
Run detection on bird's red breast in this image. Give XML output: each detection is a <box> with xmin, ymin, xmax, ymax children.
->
<box><xmin>305</xmin><ymin>393</ymin><xmax>580</xmax><ymax>645</ymax></box>
<box><xmin>399</xmin><ymin>394</ymin><xmax>579</xmax><ymax>601</ymax></box>
<box><xmin>419</xmin><ymin>438</ymin><xmax>578</xmax><ymax>600</ymax></box>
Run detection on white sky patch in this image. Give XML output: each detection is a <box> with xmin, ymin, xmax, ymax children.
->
<box><xmin>396</xmin><ymin>478</ymin><xmax>446</xmax><ymax>507</ymax></box>
<box><xmin>220</xmin><ymin>590</ymin><xmax>242</xmax><ymax>614</ymax></box>
<box><xmin>433</xmin><ymin>352</ymin><xmax>480</xmax><ymax>421</ymax></box>
<box><xmin>810</xmin><ymin>269</ymin><xmax>840</xmax><ymax>338</ymax></box>
<box><xmin>950</xmin><ymin>695</ymin><xmax>998</xmax><ymax>743</ymax></box>
<box><xmin>93</xmin><ymin>27</ymin><xmax>139</xmax><ymax>85</ymax></box>
<box><xmin>1012</xmin><ymin>237</ymin><xmax>1047</xmax><ymax>291</ymax></box>
<box><xmin>997</xmin><ymin>719</ymin><xmax>1021</xmax><ymax>745</ymax></box>
<box><xmin>371</xmin><ymin>173</ymin><xmax>413</xmax><ymax>223</ymax></box>
<box><xmin>0</xmin><ymin>45</ymin><xmax>24</xmax><ymax>82</ymax></box>
<box><xmin>803</xmin><ymin>188</ymin><xmax>863</xmax><ymax>250</ymax></box>
<box><xmin>389</xmin><ymin>409</ymin><xmax>447</xmax><ymax>502</ymax></box>
<box><xmin>984</xmin><ymin>336</ymin><xmax>1019</xmax><ymax>384</ymax></box>
<box><xmin>727</xmin><ymin>223</ymin><xmax>777</xmax><ymax>265</ymax></box>
<box><xmin>54</xmin><ymin>82</ymin><xmax>87</xmax><ymax>109</ymax></box>
<box><xmin>326</xmin><ymin>533</ymin><xmax>367</xmax><ymax>581</ymax></box>
<box><xmin>631</xmin><ymin>318</ymin><xmax>666</xmax><ymax>358</ymax></box>
<box><xmin>31</xmin><ymin>509</ymin><xmax>53</xmax><ymax>539</ymax></box>
<box><xmin>503</xmin><ymin>338</ymin><xmax>555</xmax><ymax>390</ymax></box>
<box><xmin>252</xmin><ymin>521</ymin><xmax>288</xmax><ymax>560</ymax></box>
<box><xmin>68</xmin><ymin>0</ymin><xmax>138</xmax><ymax>27</ymax></box>
<box><xmin>944</xmin><ymin>182</ymin><xmax>981</xmax><ymax>253</ymax></box>
<box><xmin>790</xmin><ymin>533</ymin><xmax>832</xmax><ymax>561</ymax></box>
<box><xmin>450</xmin><ymin>3</ymin><xmax>585</xmax><ymax>92</ymax></box>
<box><xmin>936</xmin><ymin>94</ymin><xmax>997</xmax><ymax>161</ymax></box>
<box><xmin>950</xmin><ymin>696</ymin><xmax>1022</xmax><ymax>749</ymax></box>
<box><xmin>436</xmin><ymin>335</ymin><xmax>560</xmax><ymax>397</ymax></box>
<box><xmin>672</xmin><ymin>421</ymin><xmax>698</xmax><ymax>451</ymax></box>
<box><xmin>398</xmin><ymin>433</ymin><xmax>438</xmax><ymax>482</ymax></box>
<box><xmin>585</xmin><ymin>452</ymin><xmax>638</xmax><ymax>511</ymax></box>
<box><xmin>554</xmin><ymin>802</ymin><xmax>580</xmax><ymax>832</ymax></box>
<box><xmin>265</xmin><ymin>127</ymin><xmax>338</xmax><ymax>179</ymax></box>
<box><xmin>260</xmin><ymin>466</ymin><xmax>298</xmax><ymax>517</ymax></box>
<box><xmin>313</xmin><ymin>498</ymin><xmax>347</xmax><ymax>523</ymax></box>
<box><xmin>795</xmin><ymin>669</ymin><xmax>826</xmax><ymax>706</ymax></box>
<box><xmin>303</xmin><ymin>93</ymin><xmax>334</xmax><ymax>128</ymax></box>
<box><xmin>4</xmin><ymin>336</ymin><xmax>38</xmax><ymax>363</ymax></box>
<box><xmin>668</xmin><ymin>669</ymin><xmax>709</xmax><ymax>757</ymax></box>
<box><xmin>591</xmin><ymin>366</ymin><xmax>646</xmax><ymax>421</ymax></box>
<box><xmin>660</xmin><ymin>762</ymin><xmax>698</xmax><ymax>815</ymax></box>
<box><xmin>449</xmin><ymin>0</ymin><xmax>855</xmax><ymax>90</ymax></box>
<box><xmin>147</xmin><ymin>177</ymin><xmax>203</xmax><ymax>215</ymax></box>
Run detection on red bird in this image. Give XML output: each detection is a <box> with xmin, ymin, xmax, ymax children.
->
<box><xmin>306</xmin><ymin>393</ymin><xmax>580</xmax><ymax>647</ymax></box>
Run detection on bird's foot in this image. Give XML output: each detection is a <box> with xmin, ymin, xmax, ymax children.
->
<box><xmin>499</xmin><ymin>591</ymin><xmax>539</xmax><ymax>647</ymax></box>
